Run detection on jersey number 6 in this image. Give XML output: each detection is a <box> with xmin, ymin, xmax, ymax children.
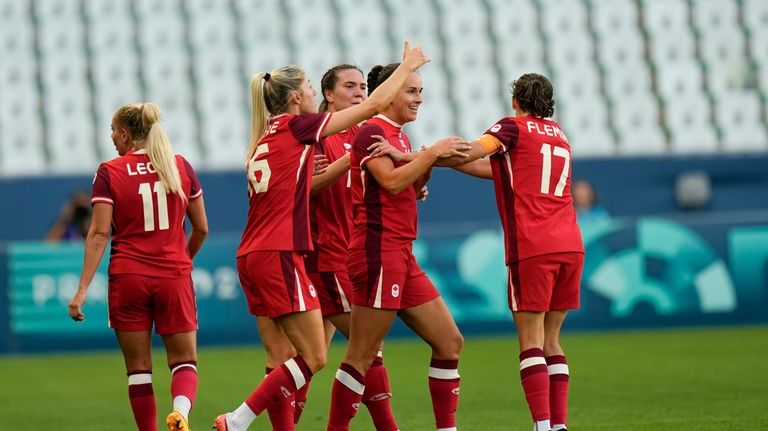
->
<box><xmin>247</xmin><ymin>144</ymin><xmax>272</xmax><ymax>196</ymax></box>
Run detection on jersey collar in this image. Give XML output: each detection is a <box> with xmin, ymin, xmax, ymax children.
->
<box><xmin>374</xmin><ymin>114</ymin><xmax>402</xmax><ymax>129</ymax></box>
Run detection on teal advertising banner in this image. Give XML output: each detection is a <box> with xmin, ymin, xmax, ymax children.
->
<box><xmin>4</xmin><ymin>216</ymin><xmax>768</xmax><ymax>352</ymax></box>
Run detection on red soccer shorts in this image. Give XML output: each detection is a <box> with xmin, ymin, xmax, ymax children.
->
<box><xmin>237</xmin><ymin>251</ymin><xmax>320</xmax><ymax>319</ymax></box>
<box><xmin>308</xmin><ymin>270</ymin><xmax>353</xmax><ymax>317</ymax></box>
<box><xmin>347</xmin><ymin>246</ymin><xmax>440</xmax><ymax>310</ymax></box>
<box><xmin>507</xmin><ymin>252</ymin><xmax>584</xmax><ymax>312</ymax></box>
<box><xmin>108</xmin><ymin>273</ymin><xmax>197</xmax><ymax>334</ymax></box>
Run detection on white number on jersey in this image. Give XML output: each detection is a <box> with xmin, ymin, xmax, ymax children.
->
<box><xmin>539</xmin><ymin>143</ymin><xmax>570</xmax><ymax>197</ymax></box>
<box><xmin>248</xmin><ymin>144</ymin><xmax>272</xmax><ymax>195</ymax></box>
<box><xmin>138</xmin><ymin>181</ymin><xmax>170</xmax><ymax>231</ymax></box>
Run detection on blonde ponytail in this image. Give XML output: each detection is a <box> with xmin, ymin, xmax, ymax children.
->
<box><xmin>247</xmin><ymin>72</ymin><xmax>270</xmax><ymax>162</ymax></box>
<box><xmin>246</xmin><ymin>66</ymin><xmax>307</xmax><ymax>162</ymax></box>
<box><xmin>138</xmin><ymin>104</ymin><xmax>185</xmax><ymax>202</ymax></box>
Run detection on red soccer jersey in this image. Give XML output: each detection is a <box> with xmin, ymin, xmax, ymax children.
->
<box><xmin>91</xmin><ymin>149</ymin><xmax>203</xmax><ymax>277</ymax></box>
<box><xmin>305</xmin><ymin>125</ymin><xmax>359</xmax><ymax>272</ymax></box>
<box><xmin>483</xmin><ymin>115</ymin><xmax>584</xmax><ymax>263</ymax></box>
<box><xmin>349</xmin><ymin>115</ymin><xmax>417</xmax><ymax>251</ymax></box>
<box><xmin>237</xmin><ymin>112</ymin><xmax>332</xmax><ymax>256</ymax></box>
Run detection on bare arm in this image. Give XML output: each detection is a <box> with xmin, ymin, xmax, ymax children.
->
<box><xmin>310</xmin><ymin>153</ymin><xmax>350</xmax><ymax>196</ymax></box>
<box><xmin>321</xmin><ymin>42</ymin><xmax>430</xmax><ymax>137</ymax></box>
<box><xmin>69</xmin><ymin>203</ymin><xmax>112</xmax><ymax>321</ymax></box>
<box><xmin>435</xmin><ymin>140</ymin><xmax>488</xmax><ymax>167</ymax></box>
<box><xmin>366</xmin><ymin>136</ymin><xmax>468</xmax><ymax>194</ymax></box>
<box><xmin>454</xmin><ymin>158</ymin><xmax>493</xmax><ymax>179</ymax></box>
<box><xmin>186</xmin><ymin>196</ymin><xmax>208</xmax><ymax>258</ymax></box>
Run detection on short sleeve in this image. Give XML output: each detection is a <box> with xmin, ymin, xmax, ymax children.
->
<box><xmin>484</xmin><ymin>117</ymin><xmax>520</xmax><ymax>153</ymax></box>
<box><xmin>179</xmin><ymin>156</ymin><xmax>203</xmax><ymax>199</ymax></box>
<box><xmin>353</xmin><ymin>124</ymin><xmax>387</xmax><ymax>168</ymax></box>
<box><xmin>289</xmin><ymin>112</ymin><xmax>332</xmax><ymax>145</ymax></box>
<box><xmin>91</xmin><ymin>164</ymin><xmax>113</xmax><ymax>206</ymax></box>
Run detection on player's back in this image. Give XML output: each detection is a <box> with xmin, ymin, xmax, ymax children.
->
<box><xmin>93</xmin><ymin>149</ymin><xmax>199</xmax><ymax>276</ymax></box>
<box><xmin>238</xmin><ymin>112</ymin><xmax>331</xmax><ymax>255</ymax></box>
<box><xmin>486</xmin><ymin>115</ymin><xmax>583</xmax><ymax>262</ymax></box>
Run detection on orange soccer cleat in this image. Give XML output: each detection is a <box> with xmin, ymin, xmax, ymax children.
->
<box><xmin>166</xmin><ymin>411</ymin><xmax>191</xmax><ymax>431</ymax></box>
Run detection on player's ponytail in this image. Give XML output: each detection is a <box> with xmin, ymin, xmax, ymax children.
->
<box><xmin>141</xmin><ymin>103</ymin><xmax>185</xmax><ymax>201</ymax></box>
<box><xmin>113</xmin><ymin>103</ymin><xmax>185</xmax><ymax>200</ymax></box>
<box><xmin>247</xmin><ymin>66</ymin><xmax>306</xmax><ymax>162</ymax></box>
<box><xmin>367</xmin><ymin>63</ymin><xmax>400</xmax><ymax>95</ymax></box>
<box><xmin>510</xmin><ymin>73</ymin><xmax>555</xmax><ymax>118</ymax></box>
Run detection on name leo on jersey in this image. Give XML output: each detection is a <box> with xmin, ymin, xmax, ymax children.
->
<box><xmin>126</xmin><ymin>162</ymin><xmax>157</xmax><ymax>176</ymax></box>
<box><xmin>526</xmin><ymin>121</ymin><xmax>568</xmax><ymax>143</ymax></box>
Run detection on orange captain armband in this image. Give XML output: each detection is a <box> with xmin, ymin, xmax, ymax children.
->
<box><xmin>477</xmin><ymin>134</ymin><xmax>503</xmax><ymax>155</ymax></box>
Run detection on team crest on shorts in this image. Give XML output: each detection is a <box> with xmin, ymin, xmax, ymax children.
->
<box><xmin>391</xmin><ymin>283</ymin><xmax>400</xmax><ymax>298</ymax></box>
<box><xmin>308</xmin><ymin>284</ymin><xmax>317</xmax><ymax>297</ymax></box>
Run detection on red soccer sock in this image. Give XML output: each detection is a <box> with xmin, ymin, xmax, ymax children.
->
<box><xmin>128</xmin><ymin>371</ymin><xmax>157</xmax><ymax>431</ymax></box>
<box><xmin>546</xmin><ymin>355</ymin><xmax>569</xmax><ymax>428</ymax></box>
<box><xmin>519</xmin><ymin>348</ymin><xmax>550</xmax><ymax>422</ymax></box>
<box><xmin>244</xmin><ymin>356</ymin><xmax>312</xmax><ymax>417</ymax></box>
<box><xmin>264</xmin><ymin>367</ymin><xmax>296</xmax><ymax>431</ymax></box>
<box><xmin>293</xmin><ymin>379</ymin><xmax>310</xmax><ymax>424</ymax></box>
<box><xmin>169</xmin><ymin>361</ymin><xmax>197</xmax><ymax>418</ymax></box>
<box><xmin>327</xmin><ymin>363</ymin><xmax>366</xmax><ymax>431</ymax></box>
<box><xmin>427</xmin><ymin>358</ymin><xmax>460</xmax><ymax>430</ymax></box>
<box><xmin>362</xmin><ymin>356</ymin><xmax>398</xmax><ymax>431</ymax></box>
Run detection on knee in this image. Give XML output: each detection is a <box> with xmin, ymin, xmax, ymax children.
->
<box><xmin>433</xmin><ymin>331</ymin><xmax>464</xmax><ymax>360</ymax></box>
<box><xmin>301</xmin><ymin>349</ymin><xmax>327</xmax><ymax>374</ymax></box>
<box><xmin>265</xmin><ymin>344</ymin><xmax>297</xmax><ymax>368</ymax></box>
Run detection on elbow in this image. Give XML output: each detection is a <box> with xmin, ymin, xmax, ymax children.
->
<box><xmin>382</xmin><ymin>181</ymin><xmax>407</xmax><ymax>195</ymax></box>
<box><xmin>194</xmin><ymin>225</ymin><xmax>209</xmax><ymax>238</ymax></box>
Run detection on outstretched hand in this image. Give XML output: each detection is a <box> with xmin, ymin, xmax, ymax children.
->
<box><xmin>313</xmin><ymin>154</ymin><xmax>329</xmax><ymax>176</ymax></box>
<box><xmin>429</xmin><ymin>136</ymin><xmax>472</xmax><ymax>159</ymax></box>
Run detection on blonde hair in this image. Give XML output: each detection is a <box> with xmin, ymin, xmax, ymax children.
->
<box><xmin>247</xmin><ymin>65</ymin><xmax>306</xmax><ymax>161</ymax></box>
<box><xmin>113</xmin><ymin>103</ymin><xmax>185</xmax><ymax>201</ymax></box>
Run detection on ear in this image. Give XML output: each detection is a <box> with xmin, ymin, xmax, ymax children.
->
<box><xmin>290</xmin><ymin>90</ymin><xmax>302</xmax><ymax>105</ymax></box>
<box><xmin>324</xmin><ymin>89</ymin><xmax>335</xmax><ymax>104</ymax></box>
<box><xmin>511</xmin><ymin>97</ymin><xmax>520</xmax><ymax>112</ymax></box>
<box><xmin>119</xmin><ymin>128</ymin><xmax>131</xmax><ymax>143</ymax></box>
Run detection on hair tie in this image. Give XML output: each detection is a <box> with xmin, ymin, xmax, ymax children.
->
<box><xmin>264</xmin><ymin>72</ymin><xmax>271</xmax><ymax>82</ymax></box>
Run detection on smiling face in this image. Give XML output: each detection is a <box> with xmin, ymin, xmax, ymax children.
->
<box><xmin>110</xmin><ymin>119</ymin><xmax>133</xmax><ymax>156</ymax></box>
<box><xmin>325</xmin><ymin>68</ymin><xmax>367</xmax><ymax>112</ymax></box>
<box><xmin>383</xmin><ymin>72</ymin><xmax>423</xmax><ymax>124</ymax></box>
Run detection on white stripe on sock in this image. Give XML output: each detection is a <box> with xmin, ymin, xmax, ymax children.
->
<box><xmin>284</xmin><ymin>358</ymin><xmax>307</xmax><ymax>390</ymax></box>
<box><xmin>519</xmin><ymin>356</ymin><xmax>546</xmax><ymax>370</ymax></box>
<box><xmin>437</xmin><ymin>428</ymin><xmax>457</xmax><ymax>431</ymax></box>
<box><xmin>547</xmin><ymin>363</ymin><xmax>569</xmax><ymax>375</ymax></box>
<box><xmin>127</xmin><ymin>373</ymin><xmax>152</xmax><ymax>385</ymax></box>
<box><xmin>172</xmin><ymin>396</ymin><xmax>191</xmax><ymax>419</ymax></box>
<box><xmin>335</xmin><ymin>369</ymin><xmax>365</xmax><ymax>395</ymax></box>
<box><xmin>171</xmin><ymin>363</ymin><xmax>197</xmax><ymax>374</ymax></box>
<box><xmin>428</xmin><ymin>367</ymin><xmax>460</xmax><ymax>380</ymax></box>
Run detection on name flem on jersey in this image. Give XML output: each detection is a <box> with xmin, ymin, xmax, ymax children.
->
<box><xmin>526</xmin><ymin>121</ymin><xmax>568</xmax><ymax>143</ymax></box>
<box><xmin>126</xmin><ymin>162</ymin><xmax>157</xmax><ymax>176</ymax></box>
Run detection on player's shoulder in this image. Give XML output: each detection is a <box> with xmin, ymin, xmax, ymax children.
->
<box><xmin>356</xmin><ymin>122</ymin><xmax>386</xmax><ymax>138</ymax></box>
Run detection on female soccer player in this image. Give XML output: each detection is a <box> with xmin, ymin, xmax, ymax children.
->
<box><xmin>214</xmin><ymin>43</ymin><xmax>465</xmax><ymax>431</ymax></box>
<box><xmin>69</xmin><ymin>103</ymin><xmax>209</xmax><ymax>431</ymax></box>
<box><xmin>326</xmin><ymin>63</ymin><xmax>470</xmax><ymax>431</ymax></box>
<box><xmin>256</xmin><ymin>64</ymin><xmax>400</xmax><ymax>430</ymax></box>
<box><xmin>449</xmin><ymin>73</ymin><xmax>585</xmax><ymax>431</ymax></box>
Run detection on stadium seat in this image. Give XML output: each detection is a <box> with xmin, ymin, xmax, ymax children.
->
<box><xmin>691</xmin><ymin>0</ymin><xmax>739</xmax><ymax>34</ymax></box>
<box><xmin>612</xmin><ymin>96</ymin><xmax>667</xmax><ymax>155</ymax></box>
<box><xmin>335</xmin><ymin>0</ymin><xmax>392</xmax><ymax>70</ymax></box>
<box><xmin>91</xmin><ymin>54</ymin><xmax>143</xmax><ymax>158</ymax></box>
<box><xmin>656</xmin><ymin>61</ymin><xmax>705</xmax><ymax>99</ymax></box>
<box><xmin>0</xmin><ymin>89</ymin><xmax>45</xmax><ymax>175</ymax></box>
<box><xmin>715</xmin><ymin>93</ymin><xmax>768</xmax><ymax>153</ymax></box>
<box><xmin>603</xmin><ymin>62</ymin><xmax>653</xmax><ymax>104</ymax></box>
<box><xmin>387</xmin><ymin>0</ymin><xmax>443</xmax><ymax>63</ymax></box>
<box><xmin>450</xmin><ymin>68</ymin><xmax>505</xmax><ymax>138</ymax></box>
<box><xmin>641</xmin><ymin>0</ymin><xmax>690</xmax><ymax>35</ymax></box>
<box><xmin>44</xmin><ymin>94</ymin><xmax>98</xmax><ymax>172</ymax></box>
<box><xmin>235</xmin><ymin>1</ymin><xmax>289</xmax><ymax>75</ymax></box>
<box><xmin>200</xmin><ymin>104</ymin><xmax>248</xmax><ymax>170</ymax></box>
<box><xmin>487</xmin><ymin>0</ymin><xmax>539</xmax><ymax>41</ymax></box>
<box><xmin>560</xmin><ymin>98</ymin><xmax>616</xmax><ymax>158</ymax></box>
<box><xmin>547</xmin><ymin>33</ymin><xmax>595</xmax><ymax>73</ymax></box>
<box><xmin>539</xmin><ymin>0</ymin><xmax>590</xmax><ymax>41</ymax></box>
<box><xmin>553</xmin><ymin>65</ymin><xmax>602</xmax><ymax>107</ymax></box>
<box><xmin>596</xmin><ymin>32</ymin><xmax>645</xmax><ymax>74</ymax></box>
<box><xmin>742</xmin><ymin>0</ymin><xmax>768</xmax><ymax>39</ymax></box>
<box><xmin>664</xmin><ymin>94</ymin><xmax>719</xmax><ymax>154</ymax></box>
<box><xmin>647</xmin><ymin>30</ymin><xmax>696</xmax><ymax>67</ymax></box>
<box><xmin>590</xmin><ymin>0</ymin><xmax>640</xmax><ymax>38</ymax></box>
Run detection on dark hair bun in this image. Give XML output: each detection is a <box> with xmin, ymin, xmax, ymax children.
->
<box><xmin>367</xmin><ymin>65</ymin><xmax>385</xmax><ymax>95</ymax></box>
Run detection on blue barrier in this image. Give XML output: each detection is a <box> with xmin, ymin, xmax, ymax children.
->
<box><xmin>3</xmin><ymin>212</ymin><xmax>767</xmax><ymax>353</ymax></box>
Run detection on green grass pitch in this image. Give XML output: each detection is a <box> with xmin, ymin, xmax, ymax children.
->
<box><xmin>1</xmin><ymin>325</ymin><xmax>766</xmax><ymax>430</ymax></box>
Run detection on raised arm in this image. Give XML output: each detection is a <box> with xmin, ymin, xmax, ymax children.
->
<box><xmin>321</xmin><ymin>42</ymin><xmax>430</xmax><ymax>137</ymax></box>
<box><xmin>69</xmin><ymin>203</ymin><xmax>112</xmax><ymax>322</ymax></box>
